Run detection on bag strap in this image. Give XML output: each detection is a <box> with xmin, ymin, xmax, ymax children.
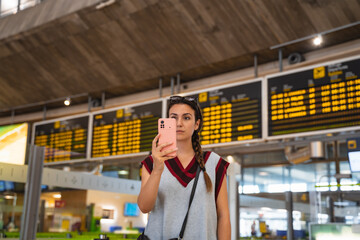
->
<box><xmin>178</xmin><ymin>165</ymin><xmax>201</xmax><ymax>239</ymax></box>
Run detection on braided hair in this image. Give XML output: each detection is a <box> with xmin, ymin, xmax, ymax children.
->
<box><xmin>168</xmin><ymin>96</ymin><xmax>212</xmax><ymax>192</ymax></box>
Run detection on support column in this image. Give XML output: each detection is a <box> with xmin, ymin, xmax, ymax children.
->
<box><xmin>326</xmin><ymin>196</ymin><xmax>335</xmax><ymax>222</ymax></box>
<box><xmin>334</xmin><ymin>141</ymin><xmax>341</xmax><ymax>191</ymax></box>
<box><xmin>20</xmin><ymin>145</ymin><xmax>45</xmax><ymax>240</ymax></box>
<box><xmin>286</xmin><ymin>191</ymin><xmax>294</xmax><ymax>240</ymax></box>
<box><xmin>38</xmin><ymin>200</ymin><xmax>45</xmax><ymax>232</ymax></box>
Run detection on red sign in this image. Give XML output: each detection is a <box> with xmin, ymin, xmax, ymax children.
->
<box><xmin>55</xmin><ymin>200</ymin><xmax>66</xmax><ymax>208</ymax></box>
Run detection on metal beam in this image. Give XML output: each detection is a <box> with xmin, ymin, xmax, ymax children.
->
<box><xmin>278</xmin><ymin>49</ymin><xmax>283</xmax><ymax>72</ymax></box>
<box><xmin>11</xmin><ymin>109</ymin><xmax>14</xmax><ymax>124</ymax></box>
<box><xmin>176</xmin><ymin>73</ymin><xmax>181</xmax><ymax>93</ymax></box>
<box><xmin>254</xmin><ymin>54</ymin><xmax>258</xmax><ymax>78</ymax></box>
<box><xmin>88</xmin><ymin>95</ymin><xmax>92</xmax><ymax>112</ymax></box>
<box><xmin>270</xmin><ymin>21</ymin><xmax>360</xmax><ymax>50</ymax></box>
<box><xmin>159</xmin><ymin>77</ymin><xmax>163</xmax><ymax>97</ymax></box>
<box><xmin>170</xmin><ymin>77</ymin><xmax>175</xmax><ymax>95</ymax></box>
<box><xmin>42</xmin><ymin>105</ymin><xmax>46</xmax><ymax>120</ymax></box>
<box><xmin>101</xmin><ymin>92</ymin><xmax>106</xmax><ymax>109</ymax></box>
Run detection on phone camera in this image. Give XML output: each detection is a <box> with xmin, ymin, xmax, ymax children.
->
<box><xmin>161</xmin><ymin>120</ymin><xmax>164</xmax><ymax>124</ymax></box>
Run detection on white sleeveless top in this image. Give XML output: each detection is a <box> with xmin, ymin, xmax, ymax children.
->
<box><xmin>141</xmin><ymin>151</ymin><xmax>229</xmax><ymax>240</ymax></box>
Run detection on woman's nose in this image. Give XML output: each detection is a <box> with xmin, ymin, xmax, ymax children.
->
<box><xmin>176</xmin><ymin>118</ymin><xmax>182</xmax><ymax>126</ymax></box>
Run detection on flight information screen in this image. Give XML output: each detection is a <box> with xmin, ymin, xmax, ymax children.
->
<box><xmin>180</xmin><ymin>81</ymin><xmax>262</xmax><ymax>145</ymax></box>
<box><xmin>268</xmin><ymin>57</ymin><xmax>360</xmax><ymax>137</ymax></box>
<box><xmin>91</xmin><ymin>101</ymin><xmax>162</xmax><ymax>158</ymax></box>
<box><xmin>34</xmin><ymin>116</ymin><xmax>89</xmax><ymax>163</ymax></box>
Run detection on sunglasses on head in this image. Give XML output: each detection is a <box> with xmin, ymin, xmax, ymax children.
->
<box><xmin>169</xmin><ymin>96</ymin><xmax>197</xmax><ymax>103</ymax></box>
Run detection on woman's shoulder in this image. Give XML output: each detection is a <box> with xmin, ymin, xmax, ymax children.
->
<box><xmin>204</xmin><ymin>151</ymin><xmax>228</xmax><ymax>165</ymax></box>
<box><xmin>205</xmin><ymin>151</ymin><xmax>221</xmax><ymax>161</ymax></box>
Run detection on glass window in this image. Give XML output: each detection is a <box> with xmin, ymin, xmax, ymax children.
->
<box><xmin>0</xmin><ymin>0</ymin><xmax>41</xmax><ymax>17</ymax></box>
<box><xmin>241</xmin><ymin>162</ymin><xmax>337</xmax><ymax>194</ymax></box>
<box><xmin>1</xmin><ymin>0</ymin><xmax>18</xmax><ymax>16</ymax></box>
<box><xmin>20</xmin><ymin>0</ymin><xmax>36</xmax><ymax>10</ymax></box>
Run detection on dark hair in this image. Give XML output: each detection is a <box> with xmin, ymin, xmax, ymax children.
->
<box><xmin>168</xmin><ymin>96</ymin><xmax>212</xmax><ymax>192</ymax></box>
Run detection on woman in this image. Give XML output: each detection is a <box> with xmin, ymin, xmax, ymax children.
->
<box><xmin>137</xmin><ymin>96</ymin><xmax>231</xmax><ymax>240</ymax></box>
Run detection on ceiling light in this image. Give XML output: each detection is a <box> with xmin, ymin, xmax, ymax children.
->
<box><xmin>118</xmin><ymin>170</ymin><xmax>129</xmax><ymax>175</ymax></box>
<box><xmin>4</xmin><ymin>195</ymin><xmax>15</xmax><ymax>199</ymax></box>
<box><xmin>53</xmin><ymin>194</ymin><xmax>61</xmax><ymax>199</ymax></box>
<box><xmin>313</xmin><ymin>35</ymin><xmax>323</xmax><ymax>46</ymax></box>
<box><xmin>64</xmin><ymin>97</ymin><xmax>71</xmax><ymax>106</ymax></box>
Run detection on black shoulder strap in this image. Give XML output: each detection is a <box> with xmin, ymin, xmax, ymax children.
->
<box><xmin>178</xmin><ymin>165</ymin><xmax>201</xmax><ymax>239</ymax></box>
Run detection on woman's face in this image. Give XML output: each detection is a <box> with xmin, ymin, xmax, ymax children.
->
<box><xmin>169</xmin><ymin>103</ymin><xmax>200</xmax><ymax>142</ymax></box>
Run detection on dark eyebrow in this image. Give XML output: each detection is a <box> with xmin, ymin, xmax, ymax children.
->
<box><xmin>169</xmin><ymin>113</ymin><xmax>193</xmax><ymax>117</ymax></box>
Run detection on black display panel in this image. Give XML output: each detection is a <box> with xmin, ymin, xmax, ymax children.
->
<box><xmin>91</xmin><ymin>101</ymin><xmax>162</xmax><ymax>158</ymax></box>
<box><xmin>268</xmin><ymin>57</ymin><xmax>360</xmax><ymax>137</ymax></box>
<box><xmin>180</xmin><ymin>81</ymin><xmax>262</xmax><ymax>145</ymax></box>
<box><xmin>34</xmin><ymin>116</ymin><xmax>89</xmax><ymax>163</ymax></box>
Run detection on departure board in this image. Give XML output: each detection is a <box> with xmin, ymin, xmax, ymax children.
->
<box><xmin>268</xmin><ymin>57</ymin><xmax>360</xmax><ymax>137</ymax></box>
<box><xmin>179</xmin><ymin>80</ymin><xmax>262</xmax><ymax>145</ymax></box>
<box><xmin>33</xmin><ymin>115</ymin><xmax>89</xmax><ymax>163</ymax></box>
<box><xmin>91</xmin><ymin>101</ymin><xmax>162</xmax><ymax>158</ymax></box>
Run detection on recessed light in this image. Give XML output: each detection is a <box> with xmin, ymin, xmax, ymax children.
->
<box><xmin>313</xmin><ymin>35</ymin><xmax>323</xmax><ymax>46</ymax></box>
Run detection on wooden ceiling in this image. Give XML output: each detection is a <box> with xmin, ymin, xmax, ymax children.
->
<box><xmin>0</xmin><ymin>0</ymin><xmax>360</xmax><ymax>115</ymax></box>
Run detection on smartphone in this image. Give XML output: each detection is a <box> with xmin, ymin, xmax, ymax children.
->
<box><xmin>158</xmin><ymin>118</ymin><xmax>177</xmax><ymax>158</ymax></box>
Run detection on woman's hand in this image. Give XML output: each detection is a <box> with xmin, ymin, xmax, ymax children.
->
<box><xmin>151</xmin><ymin>134</ymin><xmax>177</xmax><ymax>174</ymax></box>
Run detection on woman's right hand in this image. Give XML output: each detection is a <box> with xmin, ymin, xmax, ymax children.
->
<box><xmin>151</xmin><ymin>134</ymin><xmax>177</xmax><ymax>174</ymax></box>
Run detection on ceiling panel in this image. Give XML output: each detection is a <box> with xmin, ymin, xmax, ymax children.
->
<box><xmin>0</xmin><ymin>0</ymin><xmax>359</xmax><ymax>114</ymax></box>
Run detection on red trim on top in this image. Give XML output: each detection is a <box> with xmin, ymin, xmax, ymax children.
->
<box><xmin>164</xmin><ymin>152</ymin><xmax>212</xmax><ymax>187</ymax></box>
<box><xmin>215</xmin><ymin>159</ymin><xmax>230</xmax><ymax>201</ymax></box>
<box><xmin>165</xmin><ymin>161</ymin><xmax>188</xmax><ymax>187</ymax></box>
<box><xmin>174</xmin><ymin>156</ymin><xmax>196</xmax><ymax>178</ymax></box>
<box><xmin>142</xmin><ymin>151</ymin><xmax>213</xmax><ymax>188</ymax></box>
<box><xmin>142</xmin><ymin>155</ymin><xmax>153</xmax><ymax>174</ymax></box>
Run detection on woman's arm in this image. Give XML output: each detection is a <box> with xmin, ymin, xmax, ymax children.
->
<box><xmin>137</xmin><ymin>164</ymin><xmax>162</xmax><ymax>213</ymax></box>
<box><xmin>137</xmin><ymin>134</ymin><xmax>177</xmax><ymax>213</ymax></box>
<box><xmin>216</xmin><ymin>177</ymin><xmax>231</xmax><ymax>240</ymax></box>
